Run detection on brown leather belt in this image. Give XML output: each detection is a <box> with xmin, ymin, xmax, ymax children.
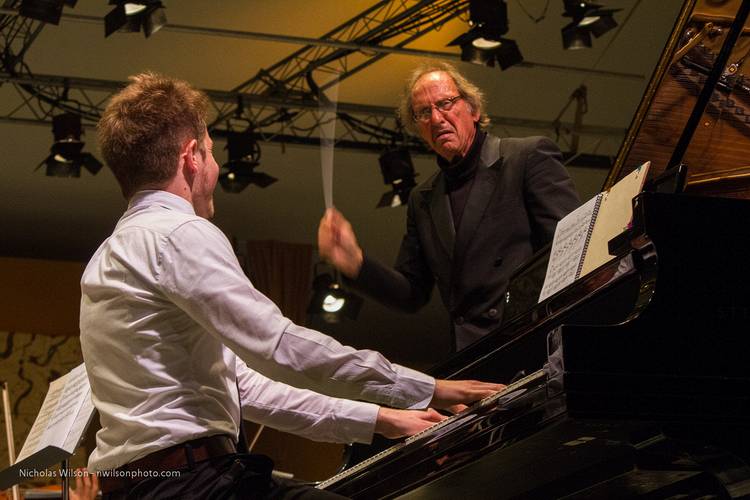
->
<box><xmin>99</xmin><ymin>434</ymin><xmax>236</xmax><ymax>494</ymax></box>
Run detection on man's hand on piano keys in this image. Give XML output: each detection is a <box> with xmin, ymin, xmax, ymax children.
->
<box><xmin>445</xmin><ymin>403</ymin><xmax>469</xmax><ymax>414</ymax></box>
<box><xmin>374</xmin><ymin>407</ymin><xmax>446</xmax><ymax>439</ymax></box>
<box><xmin>430</xmin><ymin>380</ymin><xmax>506</xmax><ymax>409</ymax></box>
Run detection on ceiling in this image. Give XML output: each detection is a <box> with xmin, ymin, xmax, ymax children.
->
<box><xmin>0</xmin><ymin>0</ymin><xmax>686</xmax><ymax>368</ymax></box>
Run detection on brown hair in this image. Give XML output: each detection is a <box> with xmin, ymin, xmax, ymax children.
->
<box><xmin>97</xmin><ymin>72</ymin><xmax>210</xmax><ymax>199</ymax></box>
<box><xmin>397</xmin><ymin>61</ymin><xmax>490</xmax><ymax>136</ymax></box>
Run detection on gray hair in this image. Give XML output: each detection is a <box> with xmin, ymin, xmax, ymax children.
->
<box><xmin>397</xmin><ymin>61</ymin><xmax>491</xmax><ymax>136</ymax></box>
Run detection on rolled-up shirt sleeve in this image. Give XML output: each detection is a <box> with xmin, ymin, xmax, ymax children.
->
<box><xmin>159</xmin><ymin>220</ymin><xmax>435</xmax><ymax>410</ymax></box>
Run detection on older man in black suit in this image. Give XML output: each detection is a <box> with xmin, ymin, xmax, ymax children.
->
<box><xmin>319</xmin><ymin>62</ymin><xmax>580</xmax><ymax>352</ymax></box>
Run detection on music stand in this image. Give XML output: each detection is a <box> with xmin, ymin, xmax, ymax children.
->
<box><xmin>0</xmin><ymin>364</ymin><xmax>95</xmax><ymax>496</ymax></box>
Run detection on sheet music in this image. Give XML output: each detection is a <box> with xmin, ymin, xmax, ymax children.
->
<box><xmin>579</xmin><ymin>161</ymin><xmax>650</xmax><ymax>277</ymax></box>
<box><xmin>539</xmin><ymin>194</ymin><xmax>601</xmax><ymax>302</ymax></box>
<box><xmin>15</xmin><ymin>378</ymin><xmax>64</xmax><ymax>463</ymax></box>
<box><xmin>62</xmin><ymin>385</ymin><xmax>95</xmax><ymax>453</ymax></box>
<box><xmin>16</xmin><ymin>363</ymin><xmax>93</xmax><ymax>462</ymax></box>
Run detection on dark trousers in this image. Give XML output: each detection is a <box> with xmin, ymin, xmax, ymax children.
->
<box><xmin>103</xmin><ymin>453</ymin><xmax>348</xmax><ymax>500</ymax></box>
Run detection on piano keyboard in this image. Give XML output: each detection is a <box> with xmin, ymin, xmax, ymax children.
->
<box><xmin>317</xmin><ymin>369</ymin><xmax>546</xmax><ymax>490</ymax></box>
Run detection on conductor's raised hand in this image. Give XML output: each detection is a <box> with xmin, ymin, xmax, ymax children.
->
<box><xmin>318</xmin><ymin>207</ymin><xmax>364</xmax><ymax>278</ymax></box>
<box><xmin>430</xmin><ymin>379</ymin><xmax>505</xmax><ymax>409</ymax></box>
<box><xmin>374</xmin><ymin>407</ymin><xmax>446</xmax><ymax>439</ymax></box>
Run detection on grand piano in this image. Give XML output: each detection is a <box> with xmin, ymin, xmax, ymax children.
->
<box><xmin>319</xmin><ymin>0</ymin><xmax>750</xmax><ymax>497</ymax></box>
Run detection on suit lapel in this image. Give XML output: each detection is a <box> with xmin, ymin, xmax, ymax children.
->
<box><xmin>453</xmin><ymin>136</ymin><xmax>503</xmax><ymax>266</ymax></box>
<box><xmin>422</xmin><ymin>135</ymin><xmax>504</xmax><ymax>265</ymax></box>
<box><xmin>427</xmin><ymin>173</ymin><xmax>455</xmax><ymax>260</ymax></box>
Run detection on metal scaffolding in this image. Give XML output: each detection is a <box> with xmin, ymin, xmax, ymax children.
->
<box><xmin>0</xmin><ymin>1</ymin><xmax>623</xmax><ymax>162</ymax></box>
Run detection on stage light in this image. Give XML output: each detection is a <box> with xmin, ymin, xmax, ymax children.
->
<box><xmin>219</xmin><ymin>130</ymin><xmax>277</xmax><ymax>193</ymax></box>
<box><xmin>104</xmin><ymin>1</ymin><xmax>166</xmax><ymax>38</ymax></box>
<box><xmin>447</xmin><ymin>0</ymin><xmax>523</xmax><ymax>69</ymax></box>
<box><xmin>460</xmin><ymin>36</ymin><xmax>501</xmax><ymax>66</ymax></box>
<box><xmin>449</xmin><ymin>31</ymin><xmax>523</xmax><ymax>69</ymax></box>
<box><xmin>561</xmin><ymin>1</ymin><xmax>619</xmax><ymax>50</ymax></box>
<box><xmin>562</xmin><ymin>23</ymin><xmax>592</xmax><ymax>50</ymax></box>
<box><xmin>468</xmin><ymin>0</ymin><xmax>509</xmax><ymax>39</ymax></box>
<box><xmin>19</xmin><ymin>0</ymin><xmax>76</xmax><ymax>25</ymax></box>
<box><xmin>377</xmin><ymin>148</ymin><xmax>417</xmax><ymax>208</ymax></box>
<box><xmin>38</xmin><ymin>113</ymin><xmax>102</xmax><ymax>178</ymax></box>
<box><xmin>307</xmin><ymin>267</ymin><xmax>363</xmax><ymax>323</ymax></box>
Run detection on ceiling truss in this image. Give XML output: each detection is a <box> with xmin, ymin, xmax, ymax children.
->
<box><xmin>0</xmin><ymin>1</ymin><xmax>622</xmax><ymax>166</ymax></box>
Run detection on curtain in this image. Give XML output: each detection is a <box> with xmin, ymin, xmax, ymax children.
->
<box><xmin>244</xmin><ymin>239</ymin><xmax>313</xmax><ymax>326</ymax></box>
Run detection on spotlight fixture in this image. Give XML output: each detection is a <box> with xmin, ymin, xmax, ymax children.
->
<box><xmin>452</xmin><ymin>34</ymin><xmax>523</xmax><ymax>69</ymax></box>
<box><xmin>219</xmin><ymin>130</ymin><xmax>277</xmax><ymax>194</ymax></box>
<box><xmin>104</xmin><ymin>1</ymin><xmax>166</xmax><ymax>38</ymax></box>
<box><xmin>38</xmin><ymin>113</ymin><xmax>102</xmax><ymax>178</ymax></box>
<box><xmin>561</xmin><ymin>1</ymin><xmax>620</xmax><ymax>50</ymax></box>
<box><xmin>19</xmin><ymin>0</ymin><xmax>77</xmax><ymax>25</ymax></box>
<box><xmin>307</xmin><ymin>266</ymin><xmax>363</xmax><ymax>323</ymax></box>
<box><xmin>447</xmin><ymin>0</ymin><xmax>523</xmax><ymax>69</ymax></box>
<box><xmin>377</xmin><ymin>148</ymin><xmax>417</xmax><ymax>208</ymax></box>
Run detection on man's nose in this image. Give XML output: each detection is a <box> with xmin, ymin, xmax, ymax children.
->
<box><xmin>429</xmin><ymin>106</ymin><xmax>445</xmax><ymax>124</ymax></box>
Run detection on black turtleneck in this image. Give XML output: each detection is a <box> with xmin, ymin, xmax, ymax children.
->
<box><xmin>437</xmin><ymin>127</ymin><xmax>486</xmax><ymax>231</ymax></box>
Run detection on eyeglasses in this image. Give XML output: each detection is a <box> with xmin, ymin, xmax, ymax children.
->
<box><xmin>412</xmin><ymin>95</ymin><xmax>463</xmax><ymax>123</ymax></box>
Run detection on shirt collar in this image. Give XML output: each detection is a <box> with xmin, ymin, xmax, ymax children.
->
<box><xmin>437</xmin><ymin>127</ymin><xmax>486</xmax><ymax>186</ymax></box>
<box><xmin>126</xmin><ymin>190</ymin><xmax>196</xmax><ymax>216</ymax></box>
